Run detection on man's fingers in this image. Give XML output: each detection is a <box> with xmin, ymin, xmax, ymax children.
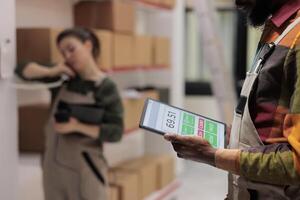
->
<box><xmin>167</xmin><ymin>134</ymin><xmax>208</xmax><ymax>146</ymax></box>
<box><xmin>172</xmin><ymin>143</ymin><xmax>199</xmax><ymax>157</ymax></box>
<box><xmin>177</xmin><ymin>153</ymin><xmax>198</xmax><ymax>162</ymax></box>
<box><xmin>164</xmin><ymin>133</ymin><xmax>177</xmax><ymax>141</ymax></box>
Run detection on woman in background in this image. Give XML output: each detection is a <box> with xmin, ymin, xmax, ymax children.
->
<box><xmin>16</xmin><ymin>28</ymin><xmax>124</xmax><ymax>200</ymax></box>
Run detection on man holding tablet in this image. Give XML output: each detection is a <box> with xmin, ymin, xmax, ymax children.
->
<box><xmin>163</xmin><ymin>0</ymin><xmax>300</xmax><ymax>199</ymax></box>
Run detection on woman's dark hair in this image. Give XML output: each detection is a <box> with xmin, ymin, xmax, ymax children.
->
<box><xmin>56</xmin><ymin>27</ymin><xmax>100</xmax><ymax>59</ymax></box>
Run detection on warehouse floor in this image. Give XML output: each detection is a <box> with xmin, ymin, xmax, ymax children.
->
<box><xmin>178</xmin><ymin>160</ymin><xmax>227</xmax><ymax>200</ymax></box>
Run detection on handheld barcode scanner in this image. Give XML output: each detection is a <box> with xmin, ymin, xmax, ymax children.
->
<box><xmin>54</xmin><ymin>101</ymin><xmax>71</xmax><ymax>123</ymax></box>
<box><xmin>54</xmin><ymin>101</ymin><xmax>105</xmax><ymax>124</ymax></box>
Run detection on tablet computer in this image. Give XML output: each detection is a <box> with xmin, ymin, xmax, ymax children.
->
<box><xmin>139</xmin><ymin>98</ymin><xmax>225</xmax><ymax>148</ymax></box>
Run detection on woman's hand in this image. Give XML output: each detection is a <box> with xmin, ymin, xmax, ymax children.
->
<box><xmin>54</xmin><ymin>117</ymin><xmax>79</xmax><ymax>135</ymax></box>
<box><xmin>164</xmin><ymin>134</ymin><xmax>217</xmax><ymax>166</ymax></box>
<box><xmin>54</xmin><ymin>117</ymin><xmax>100</xmax><ymax>139</ymax></box>
<box><xmin>50</xmin><ymin>63</ymin><xmax>75</xmax><ymax>78</ymax></box>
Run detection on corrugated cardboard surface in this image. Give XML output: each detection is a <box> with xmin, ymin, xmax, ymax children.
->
<box><xmin>94</xmin><ymin>29</ymin><xmax>113</xmax><ymax>71</ymax></box>
<box><xmin>19</xmin><ymin>104</ymin><xmax>50</xmax><ymax>153</ymax></box>
<box><xmin>153</xmin><ymin>37</ymin><xmax>171</xmax><ymax>67</ymax></box>
<box><xmin>116</xmin><ymin>158</ymin><xmax>158</xmax><ymax>199</ymax></box>
<box><xmin>113</xmin><ymin>33</ymin><xmax>133</xmax><ymax>68</ymax></box>
<box><xmin>161</xmin><ymin>0</ymin><xmax>176</xmax><ymax>8</ymax></box>
<box><xmin>17</xmin><ymin>28</ymin><xmax>63</xmax><ymax>64</ymax></box>
<box><xmin>123</xmin><ymin>90</ymin><xmax>159</xmax><ymax>131</ymax></box>
<box><xmin>133</xmin><ymin>35</ymin><xmax>153</xmax><ymax>67</ymax></box>
<box><xmin>108</xmin><ymin>170</ymin><xmax>139</xmax><ymax>200</ymax></box>
<box><xmin>108</xmin><ymin>186</ymin><xmax>119</xmax><ymax>200</ymax></box>
<box><xmin>154</xmin><ymin>155</ymin><xmax>176</xmax><ymax>189</ymax></box>
<box><xmin>74</xmin><ymin>1</ymin><xmax>135</xmax><ymax>33</ymax></box>
<box><xmin>135</xmin><ymin>155</ymin><xmax>175</xmax><ymax>189</ymax></box>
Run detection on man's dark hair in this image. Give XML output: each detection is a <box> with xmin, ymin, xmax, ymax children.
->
<box><xmin>239</xmin><ymin>0</ymin><xmax>288</xmax><ymax>27</ymax></box>
<box><xmin>57</xmin><ymin>27</ymin><xmax>100</xmax><ymax>59</ymax></box>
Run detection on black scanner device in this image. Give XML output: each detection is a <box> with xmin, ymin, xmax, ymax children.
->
<box><xmin>54</xmin><ymin>101</ymin><xmax>104</xmax><ymax>124</ymax></box>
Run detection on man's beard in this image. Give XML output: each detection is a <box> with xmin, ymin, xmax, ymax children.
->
<box><xmin>247</xmin><ymin>0</ymin><xmax>273</xmax><ymax>27</ymax></box>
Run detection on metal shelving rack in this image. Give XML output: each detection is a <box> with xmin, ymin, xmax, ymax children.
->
<box><xmin>104</xmin><ymin>1</ymin><xmax>185</xmax><ymax>199</ymax></box>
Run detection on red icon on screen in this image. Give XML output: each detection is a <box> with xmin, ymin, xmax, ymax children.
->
<box><xmin>198</xmin><ymin>119</ymin><xmax>204</xmax><ymax>130</ymax></box>
<box><xmin>198</xmin><ymin>130</ymin><xmax>204</xmax><ymax>137</ymax></box>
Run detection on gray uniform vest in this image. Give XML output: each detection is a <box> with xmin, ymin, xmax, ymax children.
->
<box><xmin>43</xmin><ymin>77</ymin><xmax>108</xmax><ymax>200</ymax></box>
<box><xmin>227</xmin><ymin>17</ymin><xmax>300</xmax><ymax>200</ymax></box>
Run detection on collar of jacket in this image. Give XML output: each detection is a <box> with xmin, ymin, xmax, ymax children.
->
<box><xmin>66</xmin><ymin>76</ymin><xmax>97</xmax><ymax>94</ymax></box>
<box><xmin>271</xmin><ymin>0</ymin><xmax>300</xmax><ymax>28</ymax></box>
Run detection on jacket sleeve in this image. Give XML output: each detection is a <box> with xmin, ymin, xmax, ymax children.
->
<box><xmin>95</xmin><ymin>78</ymin><xmax>124</xmax><ymax>143</ymax></box>
<box><xmin>238</xmin><ymin>38</ymin><xmax>300</xmax><ymax>185</ymax></box>
<box><xmin>216</xmin><ymin>37</ymin><xmax>300</xmax><ymax>185</ymax></box>
<box><xmin>15</xmin><ymin>62</ymin><xmax>60</xmax><ymax>83</ymax></box>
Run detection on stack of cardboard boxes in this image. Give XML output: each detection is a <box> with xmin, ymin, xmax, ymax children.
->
<box><xmin>108</xmin><ymin>154</ymin><xmax>175</xmax><ymax>200</ymax></box>
<box><xmin>74</xmin><ymin>0</ymin><xmax>171</xmax><ymax>70</ymax></box>
<box><xmin>17</xmin><ymin>1</ymin><xmax>171</xmax><ymax>71</ymax></box>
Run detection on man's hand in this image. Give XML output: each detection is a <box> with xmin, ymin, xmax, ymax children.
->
<box><xmin>54</xmin><ymin>117</ymin><xmax>79</xmax><ymax>135</ymax></box>
<box><xmin>164</xmin><ymin>134</ymin><xmax>217</xmax><ymax>166</ymax></box>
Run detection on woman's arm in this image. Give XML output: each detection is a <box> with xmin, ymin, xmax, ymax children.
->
<box><xmin>54</xmin><ymin>117</ymin><xmax>100</xmax><ymax>139</ymax></box>
<box><xmin>22</xmin><ymin>62</ymin><xmax>75</xmax><ymax>79</ymax></box>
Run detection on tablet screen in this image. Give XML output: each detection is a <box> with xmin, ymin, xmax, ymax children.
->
<box><xmin>140</xmin><ymin>99</ymin><xmax>225</xmax><ymax>148</ymax></box>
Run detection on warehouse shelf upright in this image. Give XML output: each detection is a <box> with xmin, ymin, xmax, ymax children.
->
<box><xmin>117</xmin><ymin>1</ymin><xmax>185</xmax><ymax>199</ymax></box>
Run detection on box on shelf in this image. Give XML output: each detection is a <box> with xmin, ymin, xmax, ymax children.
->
<box><xmin>132</xmin><ymin>155</ymin><xmax>175</xmax><ymax>190</ymax></box>
<box><xmin>74</xmin><ymin>1</ymin><xmax>135</xmax><ymax>34</ymax></box>
<box><xmin>116</xmin><ymin>157</ymin><xmax>158</xmax><ymax>199</ymax></box>
<box><xmin>161</xmin><ymin>0</ymin><xmax>176</xmax><ymax>8</ymax></box>
<box><xmin>123</xmin><ymin>90</ymin><xmax>159</xmax><ymax>131</ymax></box>
<box><xmin>94</xmin><ymin>30</ymin><xmax>113</xmax><ymax>71</ymax></box>
<box><xmin>151</xmin><ymin>155</ymin><xmax>176</xmax><ymax>189</ymax></box>
<box><xmin>19</xmin><ymin>104</ymin><xmax>50</xmax><ymax>153</ymax></box>
<box><xmin>140</xmin><ymin>0</ymin><xmax>161</xmax><ymax>5</ymax></box>
<box><xmin>17</xmin><ymin>28</ymin><xmax>64</xmax><ymax>64</ymax></box>
<box><xmin>133</xmin><ymin>35</ymin><xmax>153</xmax><ymax>67</ymax></box>
<box><xmin>108</xmin><ymin>170</ymin><xmax>139</xmax><ymax>200</ymax></box>
<box><xmin>108</xmin><ymin>185</ymin><xmax>119</xmax><ymax>200</ymax></box>
<box><xmin>153</xmin><ymin>37</ymin><xmax>171</xmax><ymax>67</ymax></box>
<box><xmin>113</xmin><ymin>33</ymin><xmax>133</xmax><ymax>68</ymax></box>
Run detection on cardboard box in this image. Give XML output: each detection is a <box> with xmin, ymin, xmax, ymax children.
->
<box><xmin>161</xmin><ymin>0</ymin><xmax>176</xmax><ymax>8</ymax></box>
<box><xmin>141</xmin><ymin>0</ymin><xmax>161</xmax><ymax>5</ymax></box>
<box><xmin>94</xmin><ymin>30</ymin><xmax>113</xmax><ymax>71</ymax></box>
<box><xmin>108</xmin><ymin>186</ymin><xmax>119</xmax><ymax>200</ymax></box>
<box><xmin>17</xmin><ymin>28</ymin><xmax>64</xmax><ymax>65</ymax></box>
<box><xmin>153</xmin><ymin>37</ymin><xmax>171</xmax><ymax>67</ymax></box>
<box><xmin>74</xmin><ymin>1</ymin><xmax>135</xmax><ymax>34</ymax></box>
<box><xmin>136</xmin><ymin>155</ymin><xmax>175</xmax><ymax>189</ymax></box>
<box><xmin>133</xmin><ymin>35</ymin><xmax>153</xmax><ymax>67</ymax></box>
<box><xmin>113</xmin><ymin>33</ymin><xmax>133</xmax><ymax>68</ymax></box>
<box><xmin>117</xmin><ymin>158</ymin><xmax>158</xmax><ymax>199</ymax></box>
<box><xmin>19</xmin><ymin>104</ymin><xmax>50</xmax><ymax>153</ymax></box>
<box><xmin>108</xmin><ymin>170</ymin><xmax>139</xmax><ymax>200</ymax></box>
<box><xmin>123</xmin><ymin>90</ymin><xmax>159</xmax><ymax>131</ymax></box>
<box><xmin>154</xmin><ymin>155</ymin><xmax>176</xmax><ymax>189</ymax></box>
<box><xmin>123</xmin><ymin>98</ymin><xmax>144</xmax><ymax>131</ymax></box>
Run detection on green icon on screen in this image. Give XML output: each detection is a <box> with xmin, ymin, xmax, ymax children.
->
<box><xmin>204</xmin><ymin>132</ymin><xmax>218</xmax><ymax>148</ymax></box>
<box><xmin>181</xmin><ymin>125</ymin><xmax>194</xmax><ymax>135</ymax></box>
<box><xmin>205</xmin><ymin>121</ymin><xmax>217</xmax><ymax>134</ymax></box>
<box><xmin>183</xmin><ymin>113</ymin><xmax>195</xmax><ymax>126</ymax></box>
